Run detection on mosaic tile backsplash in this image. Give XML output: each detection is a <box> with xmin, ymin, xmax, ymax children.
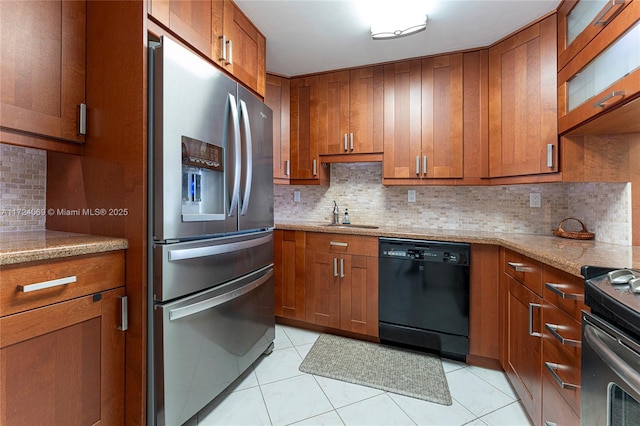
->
<box><xmin>0</xmin><ymin>144</ymin><xmax>47</xmax><ymax>232</ymax></box>
<box><xmin>275</xmin><ymin>163</ymin><xmax>632</xmax><ymax>246</ymax></box>
<box><xmin>1</xmin><ymin>144</ymin><xmax>632</xmax><ymax>245</ymax></box>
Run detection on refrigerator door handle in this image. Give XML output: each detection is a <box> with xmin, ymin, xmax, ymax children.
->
<box><xmin>239</xmin><ymin>99</ymin><xmax>253</xmax><ymax>216</ymax></box>
<box><xmin>228</xmin><ymin>93</ymin><xmax>241</xmax><ymax>216</ymax></box>
<box><xmin>169</xmin><ymin>269</ymin><xmax>273</xmax><ymax>321</ymax></box>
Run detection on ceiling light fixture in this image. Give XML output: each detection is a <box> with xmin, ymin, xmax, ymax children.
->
<box><xmin>371</xmin><ymin>15</ymin><xmax>428</xmax><ymax>40</ymax></box>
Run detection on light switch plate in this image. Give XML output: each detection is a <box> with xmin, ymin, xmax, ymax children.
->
<box><xmin>408</xmin><ymin>189</ymin><xmax>416</xmax><ymax>203</ymax></box>
<box><xmin>293</xmin><ymin>190</ymin><xmax>301</xmax><ymax>202</ymax></box>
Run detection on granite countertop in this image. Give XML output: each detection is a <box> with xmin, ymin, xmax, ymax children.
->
<box><xmin>0</xmin><ymin>230</ymin><xmax>129</xmax><ymax>266</ymax></box>
<box><xmin>276</xmin><ymin>221</ymin><xmax>640</xmax><ymax>278</ymax></box>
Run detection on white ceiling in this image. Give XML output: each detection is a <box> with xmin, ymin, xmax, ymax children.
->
<box><xmin>234</xmin><ymin>0</ymin><xmax>562</xmax><ymax>77</ymax></box>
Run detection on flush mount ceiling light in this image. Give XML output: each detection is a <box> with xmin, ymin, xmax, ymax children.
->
<box><xmin>355</xmin><ymin>0</ymin><xmax>436</xmax><ymax>40</ymax></box>
<box><xmin>371</xmin><ymin>15</ymin><xmax>428</xmax><ymax>40</ymax></box>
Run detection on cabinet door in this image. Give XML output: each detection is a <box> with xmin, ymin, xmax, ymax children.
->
<box><xmin>0</xmin><ymin>287</ymin><xmax>125</xmax><ymax>425</ymax></box>
<box><xmin>290</xmin><ymin>76</ymin><xmax>324</xmax><ymax>182</ymax></box>
<box><xmin>318</xmin><ymin>71</ymin><xmax>350</xmax><ymax>155</ymax></box>
<box><xmin>383</xmin><ymin>60</ymin><xmax>422</xmax><ymax>179</ymax></box>
<box><xmin>221</xmin><ymin>0</ymin><xmax>266</xmax><ymax>96</ymax></box>
<box><xmin>340</xmin><ymin>255</ymin><xmax>378</xmax><ymax>337</ymax></box>
<box><xmin>274</xmin><ymin>230</ymin><xmax>305</xmax><ymax>320</ymax></box>
<box><xmin>266</xmin><ymin>74</ymin><xmax>291</xmax><ymax>183</ymax></box>
<box><xmin>305</xmin><ymin>251</ymin><xmax>341</xmax><ymax>329</ymax></box>
<box><xmin>421</xmin><ymin>54</ymin><xmax>464</xmax><ymax>178</ymax></box>
<box><xmin>349</xmin><ymin>66</ymin><xmax>384</xmax><ymax>154</ymax></box>
<box><xmin>148</xmin><ymin>0</ymin><xmax>213</xmax><ymax>56</ymax></box>
<box><xmin>489</xmin><ymin>15</ymin><xmax>558</xmax><ymax>178</ymax></box>
<box><xmin>507</xmin><ymin>276</ymin><xmax>543</xmax><ymax>425</ymax></box>
<box><xmin>0</xmin><ymin>0</ymin><xmax>85</xmax><ymax>143</ymax></box>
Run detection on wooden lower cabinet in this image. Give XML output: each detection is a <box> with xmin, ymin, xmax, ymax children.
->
<box><xmin>304</xmin><ymin>232</ymin><xmax>378</xmax><ymax>337</ymax></box>
<box><xmin>0</xmin><ymin>287</ymin><xmax>125</xmax><ymax>425</ymax></box>
<box><xmin>542</xmin><ymin>373</ymin><xmax>580</xmax><ymax>426</ymax></box>
<box><xmin>506</xmin><ymin>275</ymin><xmax>543</xmax><ymax>426</ymax></box>
<box><xmin>274</xmin><ymin>229</ymin><xmax>305</xmax><ymax>320</ymax></box>
<box><xmin>0</xmin><ymin>252</ymin><xmax>126</xmax><ymax>425</ymax></box>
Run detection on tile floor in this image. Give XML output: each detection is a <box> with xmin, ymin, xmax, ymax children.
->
<box><xmin>192</xmin><ymin>324</ymin><xmax>533</xmax><ymax>426</ymax></box>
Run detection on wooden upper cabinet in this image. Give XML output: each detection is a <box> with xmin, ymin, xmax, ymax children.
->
<box><xmin>148</xmin><ymin>0</ymin><xmax>213</xmax><ymax>55</ymax></box>
<box><xmin>0</xmin><ymin>0</ymin><xmax>86</xmax><ymax>143</ymax></box>
<box><xmin>383</xmin><ymin>55</ymin><xmax>463</xmax><ymax>182</ymax></box>
<box><xmin>557</xmin><ymin>0</ymin><xmax>632</xmax><ymax>71</ymax></box>
<box><xmin>149</xmin><ymin>0</ymin><xmax>266</xmax><ymax>96</ymax></box>
<box><xmin>558</xmin><ymin>0</ymin><xmax>640</xmax><ymax>134</ymax></box>
<box><xmin>290</xmin><ymin>76</ymin><xmax>329</xmax><ymax>185</ymax></box>
<box><xmin>265</xmin><ymin>74</ymin><xmax>291</xmax><ymax>184</ymax></box>
<box><xmin>421</xmin><ymin>54</ymin><xmax>464</xmax><ymax>178</ymax></box>
<box><xmin>488</xmin><ymin>14</ymin><xmax>558</xmax><ymax>178</ymax></box>
<box><xmin>383</xmin><ymin>60</ymin><xmax>423</xmax><ymax>180</ymax></box>
<box><xmin>318</xmin><ymin>67</ymin><xmax>384</xmax><ymax>156</ymax></box>
<box><xmin>217</xmin><ymin>0</ymin><xmax>266</xmax><ymax>96</ymax></box>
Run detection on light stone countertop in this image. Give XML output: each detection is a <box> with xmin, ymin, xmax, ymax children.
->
<box><xmin>0</xmin><ymin>230</ymin><xmax>129</xmax><ymax>266</ymax></box>
<box><xmin>275</xmin><ymin>221</ymin><xmax>640</xmax><ymax>278</ymax></box>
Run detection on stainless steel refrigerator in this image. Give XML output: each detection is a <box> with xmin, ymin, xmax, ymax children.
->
<box><xmin>148</xmin><ymin>36</ymin><xmax>275</xmax><ymax>426</ymax></box>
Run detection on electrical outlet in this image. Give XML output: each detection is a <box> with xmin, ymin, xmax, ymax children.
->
<box><xmin>408</xmin><ymin>189</ymin><xmax>416</xmax><ymax>203</ymax></box>
<box><xmin>293</xmin><ymin>190</ymin><xmax>301</xmax><ymax>202</ymax></box>
<box><xmin>529</xmin><ymin>192</ymin><xmax>541</xmax><ymax>208</ymax></box>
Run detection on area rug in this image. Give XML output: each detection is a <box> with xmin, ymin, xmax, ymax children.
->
<box><xmin>299</xmin><ymin>334</ymin><xmax>452</xmax><ymax>406</ymax></box>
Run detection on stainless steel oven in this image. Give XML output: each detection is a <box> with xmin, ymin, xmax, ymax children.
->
<box><xmin>582</xmin><ymin>266</ymin><xmax>640</xmax><ymax>426</ymax></box>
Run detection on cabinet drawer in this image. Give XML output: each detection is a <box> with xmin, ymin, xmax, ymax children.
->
<box><xmin>305</xmin><ymin>232</ymin><xmax>378</xmax><ymax>257</ymax></box>
<box><xmin>543</xmin><ymin>266</ymin><xmax>586</xmax><ymax>322</ymax></box>
<box><xmin>542</xmin><ymin>373</ymin><xmax>581</xmax><ymax>426</ymax></box>
<box><xmin>503</xmin><ymin>249</ymin><xmax>543</xmax><ymax>296</ymax></box>
<box><xmin>0</xmin><ymin>251</ymin><xmax>125</xmax><ymax>316</ymax></box>
<box><xmin>543</xmin><ymin>304</ymin><xmax>582</xmax><ymax>415</ymax></box>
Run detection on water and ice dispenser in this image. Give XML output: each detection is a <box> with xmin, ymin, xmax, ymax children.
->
<box><xmin>181</xmin><ymin>136</ymin><xmax>225</xmax><ymax>221</ymax></box>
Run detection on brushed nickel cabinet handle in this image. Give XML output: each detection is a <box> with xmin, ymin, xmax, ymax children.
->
<box><xmin>78</xmin><ymin>103</ymin><xmax>87</xmax><ymax>135</ymax></box>
<box><xmin>545</xmin><ymin>362</ymin><xmax>580</xmax><ymax>390</ymax></box>
<box><xmin>545</xmin><ymin>323</ymin><xmax>581</xmax><ymax>347</ymax></box>
<box><xmin>334</xmin><ymin>258</ymin><xmax>338</xmax><ymax>277</ymax></box>
<box><xmin>18</xmin><ymin>275</ymin><xmax>76</xmax><ymax>293</ymax></box>
<box><xmin>285</xmin><ymin>160</ymin><xmax>290</xmax><ymax>176</ymax></box>
<box><xmin>118</xmin><ymin>296</ymin><xmax>128</xmax><ymax>331</ymax></box>
<box><xmin>416</xmin><ymin>156</ymin><xmax>420</xmax><ymax>175</ymax></box>
<box><xmin>330</xmin><ymin>241</ymin><xmax>348</xmax><ymax>247</ymax></box>
<box><xmin>594</xmin><ymin>91</ymin><xmax>625</xmax><ymax>108</ymax></box>
<box><xmin>350</xmin><ymin>133</ymin><xmax>354</xmax><ymax>151</ymax></box>
<box><xmin>547</xmin><ymin>144</ymin><xmax>554</xmax><ymax>168</ymax></box>
<box><xmin>340</xmin><ymin>258</ymin><xmax>345</xmax><ymax>278</ymax></box>
<box><xmin>594</xmin><ymin>0</ymin><xmax>625</xmax><ymax>25</ymax></box>
<box><xmin>344</xmin><ymin>134</ymin><xmax>348</xmax><ymax>151</ymax></box>
<box><xmin>529</xmin><ymin>303</ymin><xmax>542</xmax><ymax>337</ymax></box>
<box><xmin>313</xmin><ymin>159</ymin><xmax>317</xmax><ymax>176</ymax></box>
<box><xmin>545</xmin><ymin>282</ymin><xmax>584</xmax><ymax>300</ymax></box>
<box><xmin>508</xmin><ymin>261</ymin><xmax>530</xmax><ymax>273</ymax></box>
<box><xmin>226</xmin><ymin>39</ymin><xmax>233</xmax><ymax>65</ymax></box>
<box><xmin>545</xmin><ymin>421</ymin><xmax>558</xmax><ymax>426</ymax></box>
<box><xmin>219</xmin><ymin>35</ymin><xmax>227</xmax><ymax>62</ymax></box>
<box><xmin>423</xmin><ymin>155</ymin><xmax>427</xmax><ymax>176</ymax></box>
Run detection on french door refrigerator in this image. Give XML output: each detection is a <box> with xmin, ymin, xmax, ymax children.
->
<box><xmin>148</xmin><ymin>36</ymin><xmax>275</xmax><ymax>426</ymax></box>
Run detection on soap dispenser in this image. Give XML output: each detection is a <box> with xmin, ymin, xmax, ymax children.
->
<box><xmin>342</xmin><ymin>208</ymin><xmax>350</xmax><ymax>225</ymax></box>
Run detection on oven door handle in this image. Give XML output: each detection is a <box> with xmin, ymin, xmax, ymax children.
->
<box><xmin>584</xmin><ymin>322</ymin><xmax>640</xmax><ymax>396</ymax></box>
<box><xmin>169</xmin><ymin>269</ymin><xmax>273</xmax><ymax>321</ymax></box>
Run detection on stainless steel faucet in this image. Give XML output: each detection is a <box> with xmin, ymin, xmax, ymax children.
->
<box><xmin>333</xmin><ymin>201</ymin><xmax>339</xmax><ymax>224</ymax></box>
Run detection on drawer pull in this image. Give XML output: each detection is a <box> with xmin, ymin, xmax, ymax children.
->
<box><xmin>545</xmin><ymin>323</ymin><xmax>581</xmax><ymax>347</ymax></box>
<box><xmin>508</xmin><ymin>261</ymin><xmax>531</xmax><ymax>273</ymax></box>
<box><xmin>330</xmin><ymin>241</ymin><xmax>348</xmax><ymax>247</ymax></box>
<box><xmin>544</xmin><ymin>421</ymin><xmax>558</xmax><ymax>426</ymax></box>
<box><xmin>545</xmin><ymin>282</ymin><xmax>584</xmax><ymax>301</ymax></box>
<box><xmin>593</xmin><ymin>0</ymin><xmax>625</xmax><ymax>26</ymax></box>
<box><xmin>529</xmin><ymin>303</ymin><xmax>543</xmax><ymax>337</ymax></box>
<box><xmin>17</xmin><ymin>275</ymin><xmax>77</xmax><ymax>293</ymax></box>
<box><xmin>545</xmin><ymin>362</ymin><xmax>580</xmax><ymax>390</ymax></box>
<box><xmin>593</xmin><ymin>90</ymin><xmax>625</xmax><ymax>108</ymax></box>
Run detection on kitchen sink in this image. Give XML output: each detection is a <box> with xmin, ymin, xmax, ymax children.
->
<box><xmin>323</xmin><ymin>224</ymin><xmax>379</xmax><ymax>229</ymax></box>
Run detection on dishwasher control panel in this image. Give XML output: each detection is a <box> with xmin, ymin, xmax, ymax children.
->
<box><xmin>379</xmin><ymin>238</ymin><xmax>469</xmax><ymax>265</ymax></box>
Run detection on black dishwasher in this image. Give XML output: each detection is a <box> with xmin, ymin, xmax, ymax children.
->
<box><xmin>379</xmin><ymin>238</ymin><xmax>470</xmax><ymax>361</ymax></box>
